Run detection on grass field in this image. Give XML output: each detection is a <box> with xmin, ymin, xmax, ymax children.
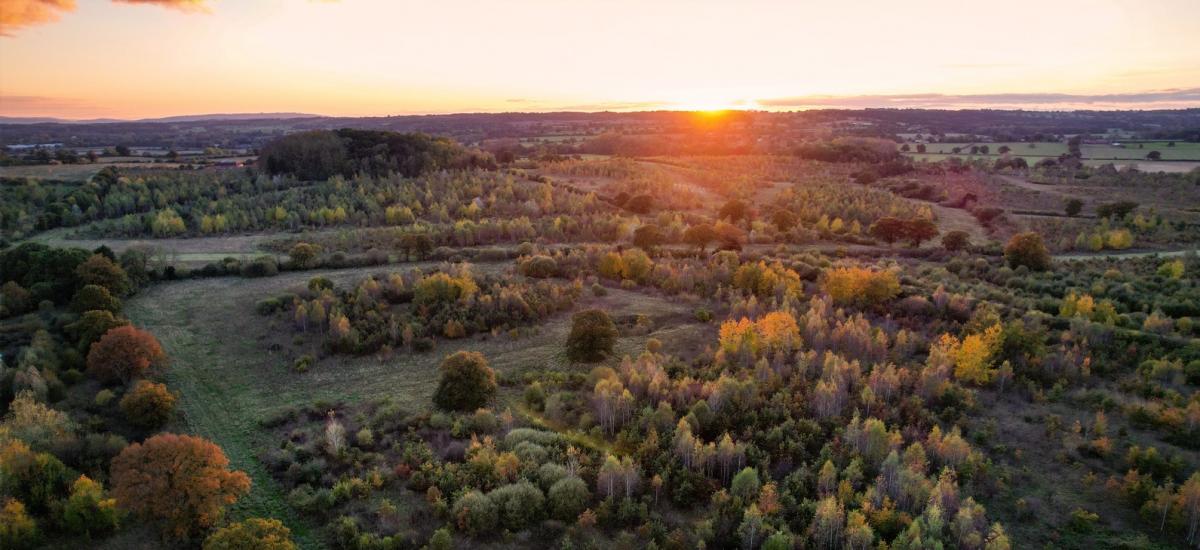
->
<box><xmin>122</xmin><ymin>261</ymin><xmax>708</xmax><ymax>549</ymax></box>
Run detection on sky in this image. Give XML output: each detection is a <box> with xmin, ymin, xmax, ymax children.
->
<box><xmin>1</xmin><ymin>0</ymin><xmax>1199</xmax><ymax>119</ymax></box>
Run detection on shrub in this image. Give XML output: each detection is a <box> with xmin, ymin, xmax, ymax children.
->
<box><xmin>941</xmin><ymin>230</ymin><xmax>970</xmax><ymax>252</ymax></box>
<box><xmin>566</xmin><ymin>309</ymin><xmax>618</xmax><ymax>362</ymax></box>
<box><xmin>518</xmin><ymin>255</ymin><xmax>558</xmax><ymax>278</ymax></box>
<box><xmin>432</xmin><ymin>351</ymin><xmax>496</xmax><ymax>411</ymax></box>
<box><xmin>487</xmin><ymin>481</ymin><xmax>546</xmax><ymax>531</ymax></box>
<box><xmin>119</xmin><ymin>380</ymin><xmax>177</xmax><ymax>428</ymax></box>
<box><xmin>452</xmin><ymin>490</ymin><xmax>498</xmax><ymax>536</ymax></box>
<box><xmin>1004</xmin><ymin>232</ymin><xmax>1051</xmax><ymax>271</ymax></box>
<box><xmin>821</xmin><ymin>267</ymin><xmax>900</xmax><ymax>307</ymax></box>
<box><xmin>203</xmin><ymin>517</ymin><xmax>296</xmax><ymax>550</ymax></box>
<box><xmin>547</xmin><ymin>476</ymin><xmax>590</xmax><ymax>521</ymax></box>
<box><xmin>241</xmin><ymin>256</ymin><xmax>279</xmax><ymax>278</ymax></box>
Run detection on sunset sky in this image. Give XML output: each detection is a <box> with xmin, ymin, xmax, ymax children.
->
<box><xmin>2</xmin><ymin>0</ymin><xmax>1199</xmax><ymax>119</ymax></box>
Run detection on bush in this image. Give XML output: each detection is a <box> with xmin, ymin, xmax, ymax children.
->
<box><xmin>487</xmin><ymin>481</ymin><xmax>546</xmax><ymax>531</ymax></box>
<box><xmin>518</xmin><ymin>255</ymin><xmax>559</xmax><ymax>278</ymax></box>
<box><xmin>941</xmin><ymin>230</ymin><xmax>970</xmax><ymax>252</ymax></box>
<box><xmin>120</xmin><ymin>380</ymin><xmax>177</xmax><ymax>428</ymax></box>
<box><xmin>566</xmin><ymin>309</ymin><xmax>618</xmax><ymax>362</ymax></box>
<box><xmin>1004</xmin><ymin>232</ymin><xmax>1051</xmax><ymax>271</ymax></box>
<box><xmin>241</xmin><ymin>256</ymin><xmax>279</xmax><ymax>278</ymax></box>
<box><xmin>203</xmin><ymin>517</ymin><xmax>296</xmax><ymax>550</ymax></box>
<box><xmin>432</xmin><ymin>351</ymin><xmax>496</xmax><ymax>411</ymax></box>
<box><xmin>452</xmin><ymin>490</ymin><xmax>498</xmax><ymax>536</ymax></box>
<box><xmin>547</xmin><ymin>476</ymin><xmax>590</xmax><ymax>521</ymax></box>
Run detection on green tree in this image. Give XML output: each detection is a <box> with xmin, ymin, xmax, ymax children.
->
<box><xmin>452</xmin><ymin>490</ymin><xmax>497</xmax><ymax>536</ymax></box>
<box><xmin>1064</xmin><ymin>198</ymin><xmax>1083</xmax><ymax>217</ymax></box>
<box><xmin>566</xmin><ymin>309</ymin><xmax>618</xmax><ymax>362</ymax></box>
<box><xmin>547</xmin><ymin>476</ymin><xmax>590</xmax><ymax>521</ymax></box>
<box><xmin>432</xmin><ymin>351</ymin><xmax>496</xmax><ymax>411</ymax></box>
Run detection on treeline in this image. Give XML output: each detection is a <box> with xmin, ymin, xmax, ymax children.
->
<box><xmin>258</xmin><ymin>129</ymin><xmax>495</xmax><ymax>180</ymax></box>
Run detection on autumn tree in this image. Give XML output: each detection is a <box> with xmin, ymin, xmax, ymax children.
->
<box><xmin>719</xmin><ymin>199</ymin><xmax>749</xmax><ymax>223</ymax></box>
<box><xmin>432</xmin><ymin>351</ymin><xmax>497</xmax><ymax>411</ymax></box>
<box><xmin>87</xmin><ymin>325</ymin><xmax>166</xmax><ymax>384</ymax></box>
<box><xmin>633</xmin><ymin>224</ymin><xmax>662</xmax><ymax>252</ymax></box>
<box><xmin>75</xmin><ymin>253</ymin><xmax>131</xmax><ymax>296</ymax></box>
<box><xmin>71</xmin><ymin>284</ymin><xmax>121</xmax><ymax>314</ymax></box>
<box><xmin>566</xmin><ymin>309</ymin><xmax>618</xmax><ymax>362</ymax></box>
<box><xmin>902</xmin><ymin>218</ymin><xmax>939</xmax><ymax>247</ymax></box>
<box><xmin>67</xmin><ymin>310</ymin><xmax>128</xmax><ymax>352</ymax></box>
<box><xmin>119</xmin><ymin>380</ymin><xmax>177</xmax><ymax>428</ymax></box>
<box><xmin>62</xmin><ymin>475</ymin><xmax>121</xmax><ymax>536</ymax></box>
<box><xmin>868</xmin><ymin>217</ymin><xmax>907</xmax><ymax>246</ymax></box>
<box><xmin>110</xmin><ymin>433</ymin><xmax>250</xmax><ymax>538</ymax></box>
<box><xmin>822</xmin><ymin>267</ymin><xmax>900</xmax><ymax>307</ymax></box>
<box><xmin>1003</xmin><ymin>232</ymin><xmax>1051</xmax><ymax>271</ymax></box>
<box><xmin>288</xmin><ymin>242</ymin><xmax>320</xmax><ymax>268</ymax></box>
<box><xmin>203</xmin><ymin>518</ymin><xmax>296</xmax><ymax>550</ymax></box>
<box><xmin>684</xmin><ymin>223</ymin><xmax>717</xmax><ymax>254</ymax></box>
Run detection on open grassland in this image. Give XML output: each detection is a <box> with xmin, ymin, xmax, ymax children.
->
<box><xmin>123</xmin><ymin>261</ymin><xmax>707</xmax><ymax>548</ymax></box>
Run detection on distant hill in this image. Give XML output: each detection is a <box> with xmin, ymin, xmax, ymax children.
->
<box><xmin>0</xmin><ymin>112</ymin><xmax>320</xmax><ymax>124</ymax></box>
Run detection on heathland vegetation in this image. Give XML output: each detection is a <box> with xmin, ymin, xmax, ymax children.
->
<box><xmin>1</xmin><ymin>118</ymin><xmax>1198</xmax><ymax>550</ymax></box>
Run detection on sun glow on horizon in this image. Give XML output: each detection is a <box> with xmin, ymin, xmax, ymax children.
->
<box><xmin>0</xmin><ymin>0</ymin><xmax>1198</xmax><ymax>119</ymax></box>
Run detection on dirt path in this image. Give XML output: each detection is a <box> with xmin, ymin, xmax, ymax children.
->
<box><xmin>1055</xmin><ymin>247</ymin><xmax>1197</xmax><ymax>261</ymax></box>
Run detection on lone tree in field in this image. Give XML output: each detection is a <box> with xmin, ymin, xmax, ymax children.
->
<box><xmin>1004</xmin><ymin>232</ymin><xmax>1052</xmax><ymax>271</ymax></box>
<box><xmin>432</xmin><ymin>351</ymin><xmax>496</xmax><ymax>411</ymax></box>
<box><xmin>288</xmin><ymin>242</ymin><xmax>319</xmax><ymax>268</ymax></box>
<box><xmin>87</xmin><ymin>325</ymin><xmax>166</xmax><ymax>384</ymax></box>
<box><xmin>901</xmin><ymin>218</ymin><xmax>939</xmax><ymax>247</ymax></box>
<box><xmin>1064</xmin><ymin>198</ymin><xmax>1083</xmax><ymax>217</ymax></box>
<box><xmin>566</xmin><ymin>309</ymin><xmax>618</xmax><ymax>362</ymax></box>
<box><xmin>110</xmin><ymin>433</ymin><xmax>250</xmax><ymax>538</ymax></box>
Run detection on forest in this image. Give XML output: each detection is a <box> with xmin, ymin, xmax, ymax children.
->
<box><xmin>1</xmin><ymin>122</ymin><xmax>1199</xmax><ymax>550</ymax></box>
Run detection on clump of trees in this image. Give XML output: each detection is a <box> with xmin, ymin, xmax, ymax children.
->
<box><xmin>259</xmin><ymin>129</ymin><xmax>495</xmax><ymax>180</ymax></box>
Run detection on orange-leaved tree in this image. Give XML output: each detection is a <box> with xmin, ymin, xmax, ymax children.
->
<box><xmin>86</xmin><ymin>325</ymin><xmax>166</xmax><ymax>384</ymax></box>
<box><xmin>110</xmin><ymin>433</ymin><xmax>250</xmax><ymax>538</ymax></box>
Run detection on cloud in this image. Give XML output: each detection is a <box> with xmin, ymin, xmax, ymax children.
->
<box><xmin>0</xmin><ymin>0</ymin><xmax>76</xmax><ymax>36</ymax></box>
<box><xmin>757</xmin><ymin>88</ymin><xmax>1200</xmax><ymax>110</ymax></box>
<box><xmin>1</xmin><ymin>0</ymin><xmax>208</xmax><ymax>35</ymax></box>
<box><xmin>112</xmin><ymin>0</ymin><xmax>209</xmax><ymax>13</ymax></box>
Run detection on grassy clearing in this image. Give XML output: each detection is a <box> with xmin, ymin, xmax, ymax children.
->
<box><xmin>124</xmin><ymin>262</ymin><xmax>706</xmax><ymax>548</ymax></box>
